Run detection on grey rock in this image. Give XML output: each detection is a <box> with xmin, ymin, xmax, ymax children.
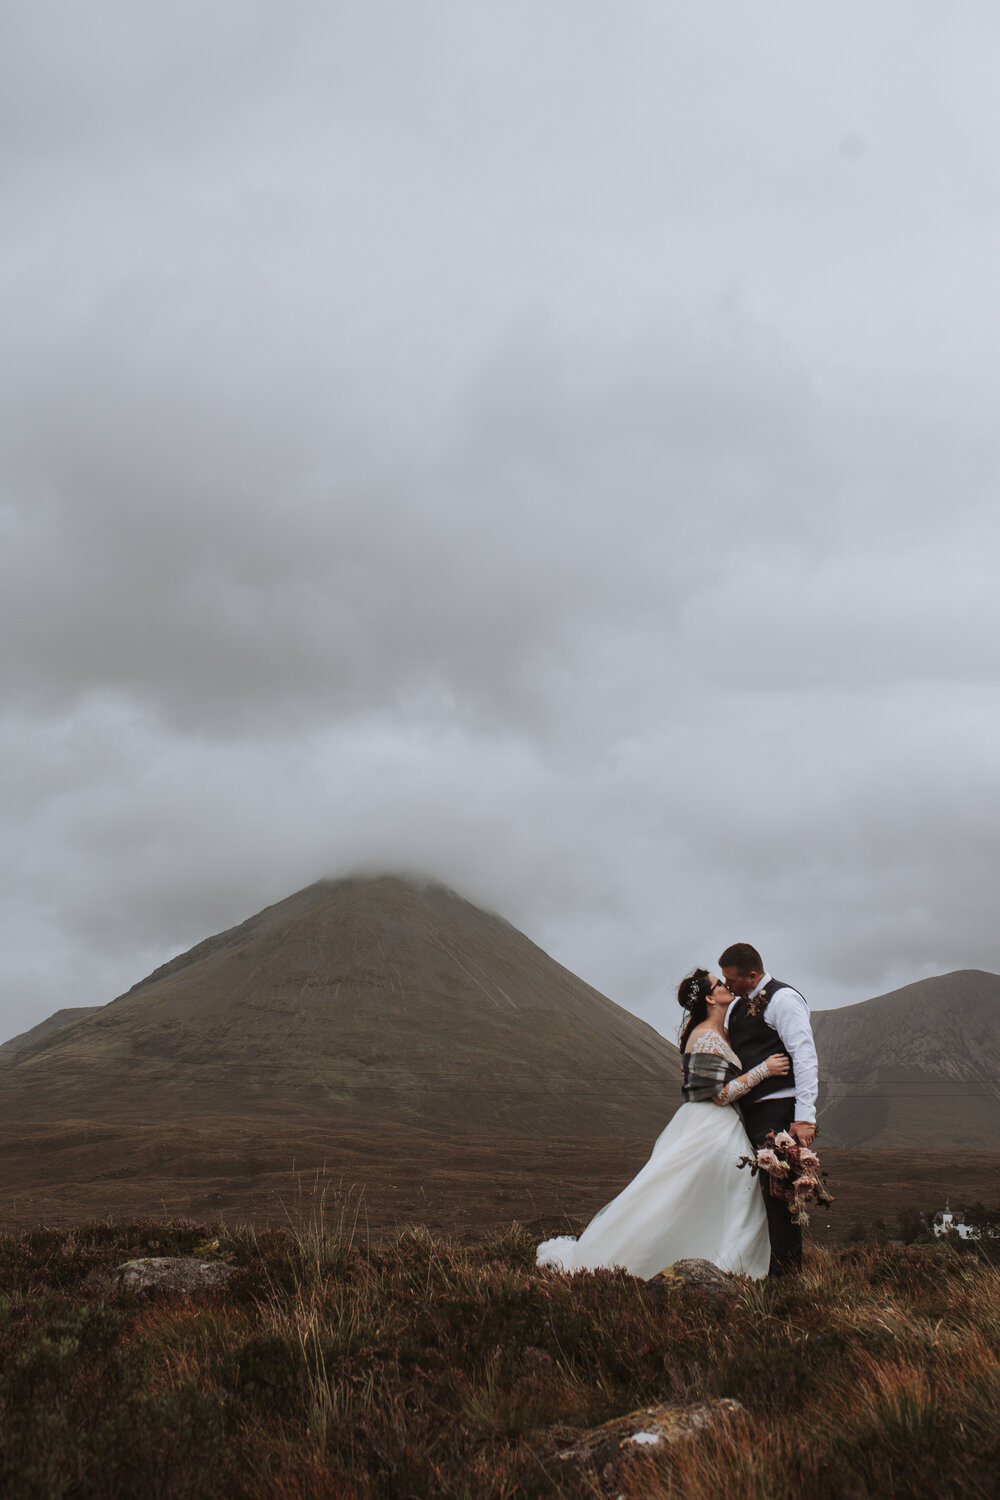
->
<box><xmin>557</xmin><ymin>1399</ymin><xmax>745</xmax><ymax>1486</ymax></box>
<box><xmin>646</xmin><ymin>1257</ymin><xmax>732</xmax><ymax>1295</ymax></box>
<box><xmin>109</xmin><ymin>1256</ymin><xmax>234</xmax><ymax>1295</ymax></box>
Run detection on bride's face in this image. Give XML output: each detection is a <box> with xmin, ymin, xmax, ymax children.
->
<box><xmin>704</xmin><ymin>975</ymin><xmax>729</xmax><ymax>1011</ymax></box>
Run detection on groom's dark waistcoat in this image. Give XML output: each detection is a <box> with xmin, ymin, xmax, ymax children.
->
<box><xmin>727</xmin><ymin>977</ymin><xmax>799</xmax><ymax>1106</ymax></box>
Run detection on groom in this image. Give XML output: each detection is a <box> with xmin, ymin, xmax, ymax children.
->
<box><xmin>719</xmin><ymin>943</ymin><xmax>819</xmax><ymax>1277</ymax></box>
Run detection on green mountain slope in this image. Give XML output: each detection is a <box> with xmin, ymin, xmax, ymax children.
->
<box><xmin>0</xmin><ymin>876</ymin><xmax>682</xmax><ymax>1136</ymax></box>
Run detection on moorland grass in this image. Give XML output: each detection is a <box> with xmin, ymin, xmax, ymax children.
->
<box><xmin>0</xmin><ymin>1214</ymin><xmax>996</xmax><ymax>1498</ymax></box>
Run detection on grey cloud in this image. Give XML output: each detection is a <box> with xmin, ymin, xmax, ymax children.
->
<box><xmin>1</xmin><ymin>0</ymin><xmax>998</xmax><ymax>1046</ymax></box>
<box><xmin>2</xmin><ymin>300</ymin><xmax>837</xmax><ymax>733</ymax></box>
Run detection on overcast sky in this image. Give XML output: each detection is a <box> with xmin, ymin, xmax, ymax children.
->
<box><xmin>2</xmin><ymin>1</ymin><xmax>998</xmax><ymax>1046</ymax></box>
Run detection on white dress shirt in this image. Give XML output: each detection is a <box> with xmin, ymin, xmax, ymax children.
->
<box><xmin>725</xmin><ymin>973</ymin><xmax>818</xmax><ymax>1123</ymax></box>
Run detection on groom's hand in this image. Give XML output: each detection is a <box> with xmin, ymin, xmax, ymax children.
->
<box><xmin>790</xmin><ymin>1120</ymin><xmax>816</xmax><ymax>1148</ymax></box>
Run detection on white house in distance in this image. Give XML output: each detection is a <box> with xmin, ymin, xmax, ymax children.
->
<box><xmin>933</xmin><ymin>1205</ymin><xmax>979</xmax><ymax>1240</ymax></box>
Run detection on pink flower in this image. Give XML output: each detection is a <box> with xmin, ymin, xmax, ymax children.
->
<box><xmin>736</xmin><ymin>1134</ymin><xmax>834</xmax><ymax>1217</ymax></box>
<box><xmin>756</xmin><ymin>1149</ymin><xmax>787</xmax><ymax>1173</ymax></box>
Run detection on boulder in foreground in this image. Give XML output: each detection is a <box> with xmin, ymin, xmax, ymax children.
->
<box><xmin>557</xmin><ymin>1398</ymin><xmax>745</xmax><ymax>1488</ymax></box>
<box><xmin>647</xmin><ymin>1257</ymin><xmax>733</xmax><ymax>1295</ymax></box>
<box><xmin>109</xmin><ymin>1257</ymin><xmax>234</xmax><ymax>1295</ymax></box>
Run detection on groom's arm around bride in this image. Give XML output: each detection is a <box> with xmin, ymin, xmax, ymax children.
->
<box><xmin>719</xmin><ymin>942</ymin><xmax>819</xmax><ymax>1277</ymax></box>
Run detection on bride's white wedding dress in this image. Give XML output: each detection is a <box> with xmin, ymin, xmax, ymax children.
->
<box><xmin>536</xmin><ymin>1031</ymin><xmax>770</xmax><ymax>1279</ymax></box>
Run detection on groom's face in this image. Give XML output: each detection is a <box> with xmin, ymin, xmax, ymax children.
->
<box><xmin>722</xmin><ymin>966</ymin><xmax>760</xmax><ymax>998</ymax></box>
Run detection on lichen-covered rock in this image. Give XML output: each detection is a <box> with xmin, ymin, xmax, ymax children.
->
<box><xmin>557</xmin><ymin>1399</ymin><xmax>744</xmax><ymax>1488</ymax></box>
<box><xmin>109</xmin><ymin>1257</ymin><xmax>234</xmax><ymax>1295</ymax></box>
<box><xmin>647</xmin><ymin>1257</ymin><xmax>732</xmax><ymax>1295</ymax></box>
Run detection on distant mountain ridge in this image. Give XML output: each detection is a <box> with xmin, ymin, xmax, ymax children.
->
<box><xmin>0</xmin><ymin>876</ymin><xmax>682</xmax><ymax>1137</ymax></box>
<box><xmin>4</xmin><ymin>885</ymin><xmax>997</xmax><ymax>1149</ymax></box>
<box><xmin>0</xmin><ymin>1008</ymin><xmax>101</xmax><ymax>1060</ymax></box>
<box><xmin>813</xmin><ymin>969</ymin><xmax>1000</xmax><ymax>1148</ymax></box>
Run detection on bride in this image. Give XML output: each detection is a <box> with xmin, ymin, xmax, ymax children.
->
<box><xmin>536</xmin><ymin>968</ymin><xmax>789</xmax><ymax>1279</ymax></box>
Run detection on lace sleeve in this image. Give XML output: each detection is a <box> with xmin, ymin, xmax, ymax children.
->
<box><xmin>713</xmin><ymin>1060</ymin><xmax>771</xmax><ymax>1106</ymax></box>
<box><xmin>690</xmin><ymin>1031</ymin><xmax>737</xmax><ymax>1061</ymax></box>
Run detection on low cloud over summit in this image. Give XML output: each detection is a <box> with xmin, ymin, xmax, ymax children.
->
<box><xmin>2</xmin><ymin>1</ymin><xmax>998</xmax><ymax>1041</ymax></box>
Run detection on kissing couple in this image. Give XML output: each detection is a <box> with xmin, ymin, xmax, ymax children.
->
<box><xmin>536</xmin><ymin>943</ymin><xmax>820</xmax><ymax>1280</ymax></box>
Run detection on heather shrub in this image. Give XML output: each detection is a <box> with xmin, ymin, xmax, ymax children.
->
<box><xmin>0</xmin><ymin>1218</ymin><xmax>996</xmax><ymax>1497</ymax></box>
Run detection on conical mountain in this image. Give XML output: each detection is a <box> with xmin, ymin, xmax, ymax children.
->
<box><xmin>0</xmin><ymin>876</ymin><xmax>681</xmax><ymax>1136</ymax></box>
<box><xmin>814</xmin><ymin>969</ymin><xmax>1000</xmax><ymax>1147</ymax></box>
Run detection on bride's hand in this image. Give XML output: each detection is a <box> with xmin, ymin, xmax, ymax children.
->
<box><xmin>765</xmin><ymin>1053</ymin><xmax>791</xmax><ymax>1076</ymax></box>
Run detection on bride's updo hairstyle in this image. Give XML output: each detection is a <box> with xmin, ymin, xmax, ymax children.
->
<box><xmin>677</xmin><ymin>967</ymin><xmax>712</xmax><ymax>1051</ymax></box>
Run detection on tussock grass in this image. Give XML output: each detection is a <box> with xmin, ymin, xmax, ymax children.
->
<box><xmin>0</xmin><ymin>1220</ymin><xmax>996</xmax><ymax>1496</ymax></box>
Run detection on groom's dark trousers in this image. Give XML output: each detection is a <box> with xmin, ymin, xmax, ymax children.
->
<box><xmin>741</xmin><ymin>1098</ymin><xmax>802</xmax><ymax>1276</ymax></box>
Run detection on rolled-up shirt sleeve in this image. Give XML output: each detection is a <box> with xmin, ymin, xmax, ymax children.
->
<box><xmin>766</xmin><ymin>989</ymin><xmax>819</xmax><ymax>1123</ymax></box>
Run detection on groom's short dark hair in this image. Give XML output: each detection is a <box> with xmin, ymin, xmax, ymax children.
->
<box><xmin>719</xmin><ymin>942</ymin><xmax>763</xmax><ymax>975</ymax></box>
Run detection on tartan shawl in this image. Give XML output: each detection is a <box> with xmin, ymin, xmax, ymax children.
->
<box><xmin>681</xmin><ymin>1050</ymin><xmax>741</xmax><ymax>1102</ymax></box>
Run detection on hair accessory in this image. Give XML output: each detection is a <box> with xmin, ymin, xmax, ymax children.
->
<box><xmin>687</xmin><ymin>976</ymin><xmax>701</xmax><ymax>1007</ymax></box>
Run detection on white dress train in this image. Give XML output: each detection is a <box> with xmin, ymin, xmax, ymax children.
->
<box><xmin>536</xmin><ymin>1032</ymin><xmax>770</xmax><ymax>1279</ymax></box>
